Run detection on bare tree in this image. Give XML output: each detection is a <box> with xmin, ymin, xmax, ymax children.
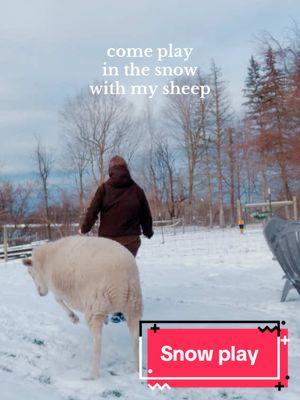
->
<box><xmin>140</xmin><ymin>100</ymin><xmax>164</xmax><ymax>219</ymax></box>
<box><xmin>60</xmin><ymin>84</ymin><xmax>139</xmax><ymax>186</ymax></box>
<box><xmin>226</xmin><ymin>127</ymin><xmax>236</xmax><ymax>226</ymax></box>
<box><xmin>34</xmin><ymin>137</ymin><xmax>54</xmax><ymax>239</ymax></box>
<box><xmin>62</xmin><ymin>136</ymin><xmax>89</xmax><ymax>214</ymax></box>
<box><xmin>153</xmin><ymin>140</ymin><xmax>184</xmax><ymax>219</ymax></box>
<box><xmin>210</xmin><ymin>61</ymin><xmax>231</xmax><ymax>228</ymax></box>
<box><xmin>197</xmin><ymin>74</ymin><xmax>214</xmax><ymax>227</ymax></box>
<box><xmin>0</xmin><ymin>181</ymin><xmax>33</xmax><ymax>225</ymax></box>
<box><xmin>140</xmin><ymin>100</ymin><xmax>186</xmax><ymax>220</ymax></box>
<box><xmin>164</xmin><ymin>78</ymin><xmax>204</xmax><ymax>207</ymax></box>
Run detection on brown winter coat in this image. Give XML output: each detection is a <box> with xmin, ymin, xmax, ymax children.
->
<box><xmin>80</xmin><ymin>165</ymin><xmax>153</xmax><ymax>240</ymax></box>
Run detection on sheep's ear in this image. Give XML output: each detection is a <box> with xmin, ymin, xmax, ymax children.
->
<box><xmin>22</xmin><ymin>258</ymin><xmax>32</xmax><ymax>267</ymax></box>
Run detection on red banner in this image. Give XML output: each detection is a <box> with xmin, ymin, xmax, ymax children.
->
<box><xmin>144</xmin><ymin>325</ymin><xmax>288</xmax><ymax>389</ymax></box>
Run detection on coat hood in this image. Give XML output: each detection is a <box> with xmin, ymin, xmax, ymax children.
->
<box><xmin>107</xmin><ymin>164</ymin><xmax>133</xmax><ymax>188</ymax></box>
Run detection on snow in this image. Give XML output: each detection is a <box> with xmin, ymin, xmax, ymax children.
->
<box><xmin>0</xmin><ymin>226</ymin><xmax>299</xmax><ymax>400</ymax></box>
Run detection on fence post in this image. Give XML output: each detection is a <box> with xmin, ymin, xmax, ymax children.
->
<box><xmin>293</xmin><ymin>196</ymin><xmax>298</xmax><ymax>221</ymax></box>
<box><xmin>3</xmin><ymin>226</ymin><xmax>8</xmax><ymax>262</ymax></box>
<box><xmin>161</xmin><ymin>224</ymin><xmax>165</xmax><ymax>244</ymax></box>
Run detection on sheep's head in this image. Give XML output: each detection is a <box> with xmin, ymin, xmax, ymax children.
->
<box><xmin>22</xmin><ymin>258</ymin><xmax>49</xmax><ymax>297</ymax></box>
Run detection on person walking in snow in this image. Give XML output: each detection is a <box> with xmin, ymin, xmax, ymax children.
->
<box><xmin>79</xmin><ymin>156</ymin><xmax>153</xmax><ymax>321</ymax></box>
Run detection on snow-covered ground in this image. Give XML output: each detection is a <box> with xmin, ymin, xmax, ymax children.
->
<box><xmin>0</xmin><ymin>226</ymin><xmax>299</xmax><ymax>400</ymax></box>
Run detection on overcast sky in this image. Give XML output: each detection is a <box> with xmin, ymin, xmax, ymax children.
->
<box><xmin>1</xmin><ymin>0</ymin><xmax>300</xmax><ymax>177</ymax></box>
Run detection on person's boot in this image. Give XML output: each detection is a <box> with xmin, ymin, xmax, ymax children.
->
<box><xmin>111</xmin><ymin>312</ymin><xmax>126</xmax><ymax>323</ymax></box>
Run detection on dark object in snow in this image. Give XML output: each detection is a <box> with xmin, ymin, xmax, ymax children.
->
<box><xmin>263</xmin><ymin>217</ymin><xmax>300</xmax><ymax>302</ymax></box>
<box><xmin>102</xmin><ymin>390</ymin><xmax>122</xmax><ymax>398</ymax></box>
<box><xmin>33</xmin><ymin>338</ymin><xmax>45</xmax><ymax>346</ymax></box>
<box><xmin>109</xmin><ymin>370</ymin><xmax>118</xmax><ymax>376</ymax></box>
<box><xmin>38</xmin><ymin>375</ymin><xmax>51</xmax><ymax>385</ymax></box>
<box><xmin>0</xmin><ymin>365</ymin><xmax>13</xmax><ymax>373</ymax></box>
<box><xmin>22</xmin><ymin>336</ymin><xmax>45</xmax><ymax>346</ymax></box>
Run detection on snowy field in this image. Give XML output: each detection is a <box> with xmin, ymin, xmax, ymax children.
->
<box><xmin>0</xmin><ymin>226</ymin><xmax>299</xmax><ymax>400</ymax></box>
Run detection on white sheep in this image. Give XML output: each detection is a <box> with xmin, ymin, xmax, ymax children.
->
<box><xmin>22</xmin><ymin>235</ymin><xmax>142</xmax><ymax>379</ymax></box>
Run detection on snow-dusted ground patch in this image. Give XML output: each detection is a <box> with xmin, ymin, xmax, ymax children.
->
<box><xmin>0</xmin><ymin>226</ymin><xmax>299</xmax><ymax>400</ymax></box>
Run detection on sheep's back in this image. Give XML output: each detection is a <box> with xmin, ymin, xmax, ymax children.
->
<box><xmin>43</xmin><ymin>236</ymin><xmax>142</xmax><ymax>314</ymax></box>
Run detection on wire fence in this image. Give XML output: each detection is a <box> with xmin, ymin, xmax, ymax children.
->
<box><xmin>0</xmin><ymin>219</ymin><xmax>186</xmax><ymax>261</ymax></box>
<box><xmin>0</xmin><ymin>218</ymin><xmax>267</xmax><ymax>262</ymax></box>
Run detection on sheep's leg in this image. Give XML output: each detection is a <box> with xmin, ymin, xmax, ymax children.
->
<box><xmin>127</xmin><ymin>314</ymin><xmax>140</xmax><ymax>372</ymax></box>
<box><xmin>87</xmin><ymin>314</ymin><xmax>104</xmax><ymax>379</ymax></box>
<box><xmin>56</xmin><ymin>298</ymin><xmax>79</xmax><ymax>324</ymax></box>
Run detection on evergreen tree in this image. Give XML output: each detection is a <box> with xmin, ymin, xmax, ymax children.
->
<box><xmin>243</xmin><ymin>56</ymin><xmax>269</xmax><ymax>200</ymax></box>
<box><xmin>260</xmin><ymin>47</ymin><xmax>291</xmax><ymax>199</ymax></box>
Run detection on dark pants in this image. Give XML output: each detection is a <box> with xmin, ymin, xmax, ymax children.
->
<box><xmin>105</xmin><ymin>235</ymin><xmax>141</xmax><ymax>257</ymax></box>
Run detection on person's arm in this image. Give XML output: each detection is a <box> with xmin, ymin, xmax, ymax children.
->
<box><xmin>80</xmin><ymin>184</ymin><xmax>105</xmax><ymax>234</ymax></box>
<box><xmin>138</xmin><ymin>188</ymin><xmax>154</xmax><ymax>239</ymax></box>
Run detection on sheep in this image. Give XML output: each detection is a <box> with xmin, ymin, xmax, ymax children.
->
<box><xmin>22</xmin><ymin>235</ymin><xmax>142</xmax><ymax>379</ymax></box>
